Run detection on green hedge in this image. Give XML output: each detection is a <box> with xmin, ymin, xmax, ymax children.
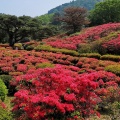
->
<box><xmin>80</xmin><ymin>53</ymin><xmax>101</xmax><ymax>59</ymax></box>
<box><xmin>0</xmin><ymin>79</ymin><xmax>8</xmax><ymax>101</ymax></box>
<box><xmin>36</xmin><ymin>62</ymin><xmax>55</xmax><ymax>69</ymax></box>
<box><xmin>35</xmin><ymin>45</ymin><xmax>79</xmax><ymax>56</ymax></box>
<box><xmin>101</xmin><ymin>55</ymin><xmax>120</xmax><ymax>62</ymax></box>
<box><xmin>105</xmin><ymin>65</ymin><xmax>120</xmax><ymax>76</ymax></box>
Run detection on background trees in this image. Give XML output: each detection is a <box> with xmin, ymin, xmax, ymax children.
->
<box><xmin>48</xmin><ymin>0</ymin><xmax>102</xmax><ymax>14</ymax></box>
<box><xmin>59</xmin><ymin>7</ymin><xmax>89</xmax><ymax>34</ymax></box>
<box><xmin>89</xmin><ymin>0</ymin><xmax>120</xmax><ymax>26</ymax></box>
<box><xmin>0</xmin><ymin>14</ymin><xmax>40</xmax><ymax>46</ymax></box>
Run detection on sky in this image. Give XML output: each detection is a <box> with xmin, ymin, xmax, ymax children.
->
<box><xmin>0</xmin><ymin>0</ymin><xmax>72</xmax><ymax>17</ymax></box>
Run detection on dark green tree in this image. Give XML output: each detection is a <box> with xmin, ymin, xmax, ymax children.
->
<box><xmin>89</xmin><ymin>0</ymin><xmax>120</xmax><ymax>25</ymax></box>
<box><xmin>0</xmin><ymin>14</ymin><xmax>40</xmax><ymax>46</ymax></box>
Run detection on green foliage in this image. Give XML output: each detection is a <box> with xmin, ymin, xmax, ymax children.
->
<box><xmin>80</xmin><ymin>53</ymin><xmax>101</xmax><ymax>59</ymax></box>
<box><xmin>33</xmin><ymin>25</ymin><xmax>60</xmax><ymax>40</ymax></box>
<box><xmin>78</xmin><ymin>43</ymin><xmax>92</xmax><ymax>53</ymax></box>
<box><xmin>105</xmin><ymin>65</ymin><xmax>120</xmax><ymax>76</ymax></box>
<box><xmin>36</xmin><ymin>14</ymin><xmax>54</xmax><ymax>25</ymax></box>
<box><xmin>14</xmin><ymin>43</ymin><xmax>23</xmax><ymax>50</ymax></box>
<box><xmin>36</xmin><ymin>62</ymin><xmax>55</xmax><ymax>69</ymax></box>
<box><xmin>0</xmin><ymin>106</ymin><xmax>13</xmax><ymax>120</ymax></box>
<box><xmin>0</xmin><ymin>79</ymin><xmax>8</xmax><ymax>101</ymax></box>
<box><xmin>48</xmin><ymin>0</ymin><xmax>102</xmax><ymax>14</ymax></box>
<box><xmin>101</xmin><ymin>55</ymin><xmax>120</xmax><ymax>62</ymax></box>
<box><xmin>0</xmin><ymin>75</ymin><xmax>12</xmax><ymax>88</ymax></box>
<box><xmin>89</xmin><ymin>0</ymin><xmax>120</xmax><ymax>25</ymax></box>
<box><xmin>0</xmin><ymin>14</ymin><xmax>41</xmax><ymax>46</ymax></box>
<box><xmin>35</xmin><ymin>45</ymin><xmax>79</xmax><ymax>56</ymax></box>
<box><xmin>25</xmin><ymin>45</ymin><xmax>34</xmax><ymax>51</ymax></box>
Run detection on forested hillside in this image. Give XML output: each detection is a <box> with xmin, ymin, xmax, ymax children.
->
<box><xmin>48</xmin><ymin>0</ymin><xmax>102</xmax><ymax>14</ymax></box>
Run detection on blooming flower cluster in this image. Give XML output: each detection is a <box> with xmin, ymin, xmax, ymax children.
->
<box><xmin>102</xmin><ymin>34</ymin><xmax>120</xmax><ymax>54</ymax></box>
<box><xmin>12</xmin><ymin>65</ymin><xmax>120</xmax><ymax>120</ymax></box>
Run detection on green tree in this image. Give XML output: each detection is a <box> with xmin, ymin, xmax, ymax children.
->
<box><xmin>59</xmin><ymin>7</ymin><xmax>89</xmax><ymax>34</ymax></box>
<box><xmin>89</xmin><ymin>0</ymin><xmax>120</xmax><ymax>25</ymax></box>
<box><xmin>0</xmin><ymin>14</ymin><xmax>40</xmax><ymax>47</ymax></box>
<box><xmin>36</xmin><ymin>14</ymin><xmax>53</xmax><ymax>25</ymax></box>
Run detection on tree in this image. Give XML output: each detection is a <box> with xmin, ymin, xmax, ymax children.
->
<box><xmin>89</xmin><ymin>0</ymin><xmax>120</xmax><ymax>26</ymax></box>
<box><xmin>0</xmin><ymin>14</ymin><xmax>40</xmax><ymax>47</ymax></box>
<box><xmin>59</xmin><ymin>7</ymin><xmax>89</xmax><ymax>33</ymax></box>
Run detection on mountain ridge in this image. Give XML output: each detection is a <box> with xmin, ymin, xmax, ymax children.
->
<box><xmin>48</xmin><ymin>0</ymin><xmax>103</xmax><ymax>14</ymax></box>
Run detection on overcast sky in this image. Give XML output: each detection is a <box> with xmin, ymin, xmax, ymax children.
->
<box><xmin>0</xmin><ymin>0</ymin><xmax>72</xmax><ymax>17</ymax></box>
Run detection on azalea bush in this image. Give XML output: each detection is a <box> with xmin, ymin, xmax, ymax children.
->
<box><xmin>102</xmin><ymin>34</ymin><xmax>120</xmax><ymax>54</ymax></box>
<box><xmin>12</xmin><ymin>65</ymin><xmax>120</xmax><ymax>120</ymax></box>
<box><xmin>43</xmin><ymin>23</ymin><xmax>120</xmax><ymax>51</ymax></box>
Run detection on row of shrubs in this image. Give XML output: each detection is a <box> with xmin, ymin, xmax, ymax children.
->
<box><xmin>35</xmin><ymin>45</ymin><xmax>79</xmax><ymax>56</ymax></box>
<box><xmin>80</xmin><ymin>53</ymin><xmax>120</xmax><ymax>62</ymax></box>
<box><xmin>79</xmin><ymin>54</ymin><xmax>120</xmax><ymax>76</ymax></box>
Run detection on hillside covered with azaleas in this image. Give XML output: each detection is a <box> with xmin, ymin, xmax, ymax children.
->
<box><xmin>43</xmin><ymin>23</ymin><xmax>120</xmax><ymax>51</ymax></box>
<box><xmin>0</xmin><ymin>23</ymin><xmax>120</xmax><ymax>120</ymax></box>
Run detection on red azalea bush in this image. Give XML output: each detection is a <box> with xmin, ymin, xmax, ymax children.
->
<box><xmin>12</xmin><ymin>65</ymin><xmax>120</xmax><ymax>120</ymax></box>
<box><xmin>102</xmin><ymin>34</ymin><xmax>120</xmax><ymax>54</ymax></box>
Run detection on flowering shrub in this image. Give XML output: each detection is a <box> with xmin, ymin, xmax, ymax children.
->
<box><xmin>43</xmin><ymin>23</ymin><xmax>120</xmax><ymax>50</ymax></box>
<box><xmin>17</xmin><ymin>64</ymin><xmax>27</xmax><ymax>72</ymax></box>
<box><xmin>102</xmin><ymin>34</ymin><xmax>120</xmax><ymax>54</ymax></box>
<box><xmin>12</xmin><ymin>65</ymin><xmax>120</xmax><ymax>120</ymax></box>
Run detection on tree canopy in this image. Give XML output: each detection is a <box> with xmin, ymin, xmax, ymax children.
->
<box><xmin>0</xmin><ymin>14</ymin><xmax>40</xmax><ymax>46</ymax></box>
<box><xmin>89</xmin><ymin>0</ymin><xmax>120</xmax><ymax>25</ymax></box>
<box><xmin>59</xmin><ymin>7</ymin><xmax>89</xmax><ymax>34</ymax></box>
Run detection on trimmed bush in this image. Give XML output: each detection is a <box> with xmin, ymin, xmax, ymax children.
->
<box><xmin>14</xmin><ymin>43</ymin><xmax>23</xmax><ymax>50</ymax></box>
<box><xmin>35</xmin><ymin>45</ymin><xmax>79</xmax><ymax>56</ymax></box>
<box><xmin>25</xmin><ymin>45</ymin><xmax>34</xmax><ymax>50</ymax></box>
<box><xmin>80</xmin><ymin>53</ymin><xmax>101</xmax><ymax>59</ymax></box>
<box><xmin>101</xmin><ymin>55</ymin><xmax>120</xmax><ymax>62</ymax></box>
<box><xmin>0</xmin><ymin>79</ymin><xmax>8</xmax><ymax>101</ymax></box>
<box><xmin>77</xmin><ymin>43</ymin><xmax>92</xmax><ymax>53</ymax></box>
<box><xmin>36</xmin><ymin>62</ymin><xmax>54</xmax><ymax>69</ymax></box>
<box><xmin>105</xmin><ymin>65</ymin><xmax>120</xmax><ymax>76</ymax></box>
